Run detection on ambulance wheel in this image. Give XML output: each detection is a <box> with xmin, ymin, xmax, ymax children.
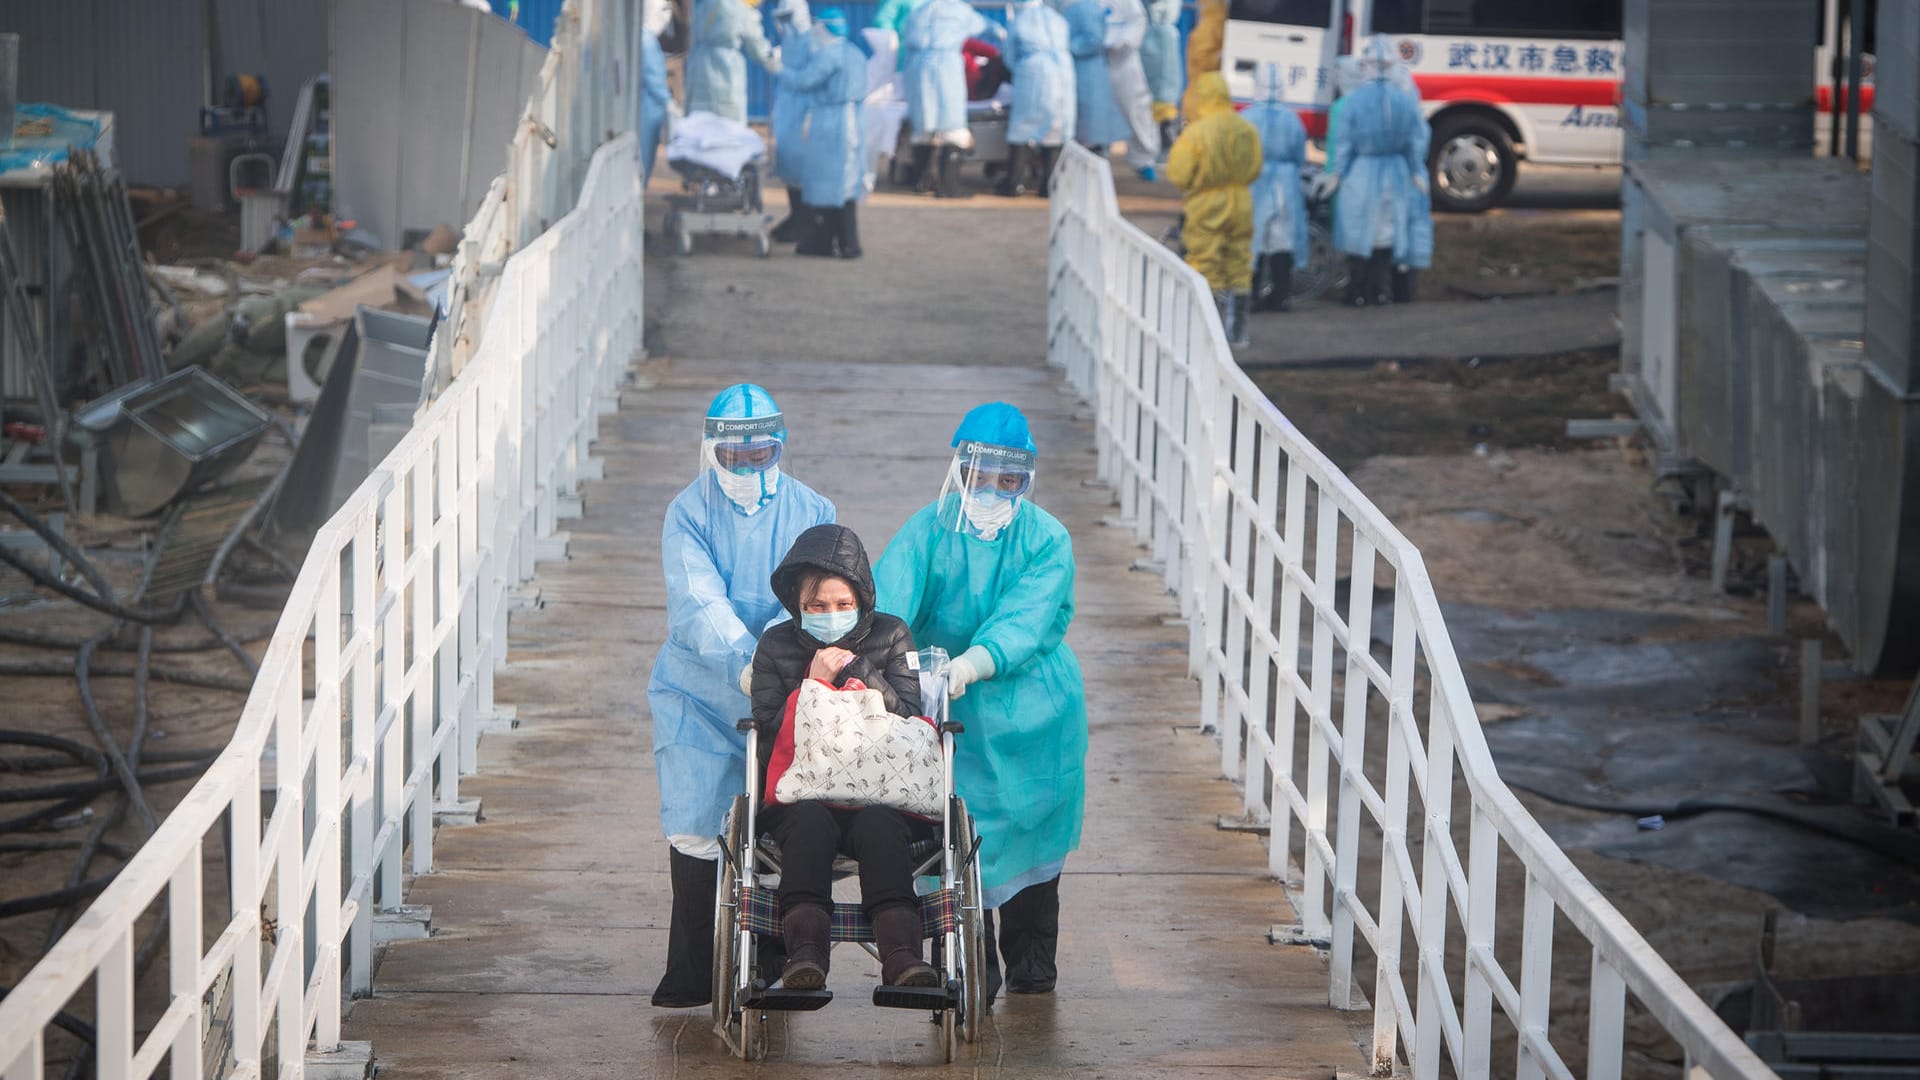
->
<box><xmin>1429</xmin><ymin>112</ymin><xmax>1516</xmax><ymax>214</ymax></box>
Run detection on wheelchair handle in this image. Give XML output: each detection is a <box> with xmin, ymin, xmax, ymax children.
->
<box><xmin>735</xmin><ymin>717</ymin><xmax>755</xmax><ymax>733</ymax></box>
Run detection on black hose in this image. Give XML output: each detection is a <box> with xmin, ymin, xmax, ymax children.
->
<box><xmin>0</xmin><ymin>622</ymin><xmax>274</xmax><ymax>654</ymax></box>
<box><xmin>0</xmin><ymin>837</ymin><xmax>136</xmax><ymax>859</ymax></box>
<box><xmin>0</xmin><ymin>543</ymin><xmax>183</xmax><ymax>625</ymax></box>
<box><xmin>74</xmin><ymin>633</ymin><xmax>156</xmax><ymax>832</ymax></box>
<box><xmin>190</xmin><ymin>590</ymin><xmax>259</xmax><ymax>679</ymax></box>
<box><xmin>0</xmin><ymin>489</ymin><xmax>120</xmax><ymax>601</ymax></box>
<box><xmin>1508</xmin><ymin>784</ymin><xmax>1920</xmax><ymax>870</ymax></box>
<box><xmin>0</xmin><ymin>730</ymin><xmax>106</xmax><ymax>772</ymax></box>
<box><xmin>45</xmin><ymin>627</ymin><xmax>156</xmax><ymax>946</ymax></box>
<box><xmin>0</xmin><ymin>792</ymin><xmax>98</xmax><ymax>833</ymax></box>
<box><xmin>0</xmin><ymin>657</ymin><xmax>250</xmax><ymax>692</ymax></box>
<box><xmin>0</xmin><ymin>760</ymin><xmax>214</xmax><ymax>803</ymax></box>
<box><xmin>0</xmin><ymin>872</ymin><xmax>117</xmax><ymax>918</ymax></box>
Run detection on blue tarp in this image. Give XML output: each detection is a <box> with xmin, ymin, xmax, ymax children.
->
<box><xmin>0</xmin><ymin>103</ymin><xmax>106</xmax><ymax>175</ymax></box>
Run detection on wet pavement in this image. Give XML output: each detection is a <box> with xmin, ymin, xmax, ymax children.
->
<box><xmin>339</xmin><ymin>202</ymin><xmax>1373</xmax><ymax>1076</ymax></box>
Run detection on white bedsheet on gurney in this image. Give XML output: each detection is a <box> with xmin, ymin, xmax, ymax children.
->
<box><xmin>666</xmin><ymin>111</ymin><xmax>767</xmax><ymax>181</ymax></box>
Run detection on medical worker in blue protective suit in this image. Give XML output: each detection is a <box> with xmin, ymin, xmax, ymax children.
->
<box><xmin>649</xmin><ymin>384</ymin><xmax>837</xmax><ymax>1009</ymax></box>
<box><xmin>1059</xmin><ymin>0</ymin><xmax>1130</xmax><ymax>155</ymax></box>
<box><xmin>769</xmin><ymin>0</ymin><xmax>814</xmax><ymax>241</ymax></box>
<box><xmin>790</xmin><ymin>8</ymin><xmax>869</xmax><ymax>258</ymax></box>
<box><xmin>1246</xmin><ymin>62</ymin><xmax>1311</xmax><ymax>312</ymax></box>
<box><xmin>994</xmin><ymin>0</ymin><xmax>1074</xmax><ymax>198</ymax></box>
<box><xmin>640</xmin><ymin>0</ymin><xmax>673</xmax><ymax>181</ymax></box>
<box><xmin>1325</xmin><ymin>36</ymin><xmax>1432</xmax><ymax>307</ymax></box>
<box><xmin>1139</xmin><ymin>0</ymin><xmax>1183</xmax><ymax>152</ymax></box>
<box><xmin>873</xmin><ymin>403</ymin><xmax>1088</xmax><ymax>1004</ymax></box>
<box><xmin>687</xmin><ymin>0</ymin><xmax>779</xmax><ymax>124</ymax></box>
<box><xmin>901</xmin><ymin>0</ymin><xmax>989</xmax><ymax>198</ymax></box>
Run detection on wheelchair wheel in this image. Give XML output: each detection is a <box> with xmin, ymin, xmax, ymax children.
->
<box><xmin>712</xmin><ymin>797</ymin><xmax>765</xmax><ymax>1060</ymax></box>
<box><xmin>957</xmin><ymin>805</ymin><xmax>985</xmax><ymax>1046</ymax></box>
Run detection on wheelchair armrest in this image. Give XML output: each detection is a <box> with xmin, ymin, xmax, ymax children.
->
<box><xmin>940</xmin><ymin>719</ymin><xmax>965</xmax><ymax>735</ymax></box>
<box><xmin>736</xmin><ymin>717</ymin><xmax>755</xmax><ymax>733</ymax></box>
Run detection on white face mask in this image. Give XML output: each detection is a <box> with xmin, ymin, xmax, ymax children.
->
<box><xmin>961</xmin><ymin>490</ymin><xmax>1018</xmax><ymax>540</ymax></box>
<box><xmin>714</xmin><ymin>465</ymin><xmax>780</xmax><ymax>514</ymax></box>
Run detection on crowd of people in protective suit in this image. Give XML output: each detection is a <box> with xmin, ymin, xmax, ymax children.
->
<box><xmin>1168</xmin><ymin>37</ymin><xmax>1434</xmax><ymax>348</ymax></box>
<box><xmin>649</xmin><ymin>387</ymin><xmax>1087</xmax><ymax>1007</ymax></box>
<box><xmin>636</xmin><ymin>0</ymin><xmax>1435</xmax><ymax>341</ymax></box>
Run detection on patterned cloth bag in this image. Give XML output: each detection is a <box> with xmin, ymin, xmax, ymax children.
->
<box><xmin>765</xmin><ymin>679</ymin><xmax>943</xmax><ymax>816</ymax></box>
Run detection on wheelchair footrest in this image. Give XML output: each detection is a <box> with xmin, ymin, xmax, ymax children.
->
<box><xmin>871</xmin><ymin>981</ymin><xmax>960</xmax><ymax>1011</ymax></box>
<box><xmin>743</xmin><ymin>981</ymin><xmax>834</xmax><ymax>1012</ymax></box>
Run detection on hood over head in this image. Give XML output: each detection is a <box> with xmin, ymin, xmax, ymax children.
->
<box><xmin>1188</xmin><ymin>72</ymin><xmax>1234</xmax><ymax>120</ymax></box>
<box><xmin>771</xmin><ymin>524</ymin><xmax>878</xmax><ymax>635</ymax></box>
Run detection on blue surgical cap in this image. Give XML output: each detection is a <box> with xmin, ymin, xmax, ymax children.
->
<box><xmin>816</xmin><ymin>6</ymin><xmax>849</xmax><ymax>35</ymax></box>
<box><xmin>951</xmin><ymin>402</ymin><xmax>1036</xmax><ymax>454</ymax></box>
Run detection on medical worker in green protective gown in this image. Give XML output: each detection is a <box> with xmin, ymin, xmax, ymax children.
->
<box><xmin>872</xmin><ymin>402</ymin><xmax>1087</xmax><ymax>1004</ymax></box>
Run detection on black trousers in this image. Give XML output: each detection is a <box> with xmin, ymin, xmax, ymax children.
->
<box><xmin>652</xmin><ymin>848</ymin><xmax>717</xmax><ymax>1006</ymax></box>
<box><xmin>764</xmin><ymin>801</ymin><xmax>934</xmax><ymax>915</ymax></box>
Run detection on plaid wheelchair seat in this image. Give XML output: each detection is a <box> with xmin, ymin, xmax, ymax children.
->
<box><xmin>740</xmin><ymin>884</ymin><xmax>961</xmax><ymax>943</ymax></box>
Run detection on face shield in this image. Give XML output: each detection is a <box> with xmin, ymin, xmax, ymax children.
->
<box><xmin>702</xmin><ymin>413</ymin><xmax>787</xmax><ymax>515</ymax></box>
<box><xmin>1360</xmin><ymin>36</ymin><xmax>1400</xmax><ymax>83</ymax></box>
<box><xmin>938</xmin><ymin>440</ymin><xmax>1037</xmax><ymax>541</ymax></box>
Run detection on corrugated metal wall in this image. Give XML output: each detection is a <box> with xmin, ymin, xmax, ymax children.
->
<box><xmin>331</xmin><ymin>0</ymin><xmax>548</xmax><ymax>249</ymax></box>
<box><xmin>0</xmin><ymin>0</ymin><xmax>327</xmax><ymax>186</ymax></box>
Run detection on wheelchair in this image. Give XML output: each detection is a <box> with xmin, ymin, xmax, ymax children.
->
<box><xmin>711</xmin><ymin>649</ymin><xmax>987</xmax><ymax>1062</ymax></box>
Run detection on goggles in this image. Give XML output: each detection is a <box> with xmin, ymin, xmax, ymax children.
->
<box><xmin>955</xmin><ymin>441</ymin><xmax>1035</xmax><ymax>498</ymax></box>
<box><xmin>714</xmin><ymin>438</ymin><xmax>783</xmax><ymax>473</ymax></box>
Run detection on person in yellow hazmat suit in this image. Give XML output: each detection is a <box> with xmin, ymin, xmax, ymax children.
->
<box><xmin>1180</xmin><ymin>0</ymin><xmax>1225</xmax><ymax>120</ymax></box>
<box><xmin>1166</xmin><ymin>72</ymin><xmax>1261</xmax><ymax>348</ymax></box>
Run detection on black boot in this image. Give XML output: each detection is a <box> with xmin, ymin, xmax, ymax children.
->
<box><xmin>1036</xmin><ymin>146</ymin><xmax>1060</xmax><ymax>197</ymax></box>
<box><xmin>936</xmin><ymin>145</ymin><xmax>967</xmax><ymax>199</ymax></box>
<box><xmin>999</xmin><ymin>876</ymin><xmax>1059</xmax><ymax>993</ymax></box>
<box><xmin>874</xmin><ymin>903</ymin><xmax>938</xmax><ymax>987</ymax></box>
<box><xmin>1158</xmin><ymin>119</ymin><xmax>1178</xmax><ymax>158</ymax></box>
<box><xmin>1392</xmin><ymin>264</ymin><xmax>1419</xmax><ymax>303</ymax></box>
<box><xmin>1368</xmin><ymin>247</ymin><xmax>1394</xmax><ymax>305</ymax></box>
<box><xmin>1344</xmin><ymin>255</ymin><xmax>1371</xmax><ymax>307</ymax></box>
<box><xmin>1256</xmin><ymin>254</ymin><xmax>1294</xmax><ymax>312</ymax></box>
<box><xmin>996</xmin><ymin>145</ymin><xmax>1032</xmax><ymax>197</ymax></box>
<box><xmin>651</xmin><ymin>850</ymin><xmax>717</xmax><ymax>1007</ymax></box>
<box><xmin>836</xmin><ymin>199</ymin><xmax>862</xmax><ymax>258</ymax></box>
<box><xmin>796</xmin><ymin>206</ymin><xmax>838</xmax><ymax>256</ymax></box>
<box><xmin>911</xmin><ymin>145</ymin><xmax>936</xmax><ymax>193</ymax></box>
<box><xmin>779</xmin><ymin>901</ymin><xmax>832</xmax><ymax>989</ymax></box>
<box><xmin>770</xmin><ymin>186</ymin><xmax>807</xmax><ymax>242</ymax></box>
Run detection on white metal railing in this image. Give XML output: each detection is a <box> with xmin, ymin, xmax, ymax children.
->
<box><xmin>1047</xmin><ymin>144</ymin><xmax>1774</xmax><ymax>1080</ymax></box>
<box><xmin>0</xmin><ymin>96</ymin><xmax>639</xmax><ymax>1080</ymax></box>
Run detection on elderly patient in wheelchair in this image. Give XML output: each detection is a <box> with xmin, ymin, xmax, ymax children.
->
<box><xmin>748</xmin><ymin>523</ymin><xmax>942</xmax><ymax>991</ymax></box>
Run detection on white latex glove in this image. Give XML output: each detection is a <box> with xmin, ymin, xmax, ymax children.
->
<box><xmin>766</xmin><ymin>48</ymin><xmax>784</xmax><ymax>74</ymax></box>
<box><xmin>1312</xmin><ymin>172</ymin><xmax>1339</xmax><ymax>200</ymax></box>
<box><xmin>1412</xmin><ymin>171</ymin><xmax>1429</xmax><ymax>196</ymax></box>
<box><xmin>738</xmin><ymin>660</ymin><xmax>755</xmax><ymax>695</ymax></box>
<box><xmin>946</xmin><ymin>645</ymin><xmax>996</xmax><ymax>699</ymax></box>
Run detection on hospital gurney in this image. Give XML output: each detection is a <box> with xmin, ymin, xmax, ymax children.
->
<box><xmin>663</xmin><ymin>112</ymin><xmax>774</xmax><ymax>257</ymax></box>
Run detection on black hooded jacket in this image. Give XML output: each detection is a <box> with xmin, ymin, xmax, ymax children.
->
<box><xmin>750</xmin><ymin>524</ymin><xmax>922</xmax><ymax>770</ymax></box>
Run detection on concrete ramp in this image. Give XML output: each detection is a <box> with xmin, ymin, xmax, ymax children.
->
<box><xmin>341</xmin><ymin>201</ymin><xmax>1370</xmax><ymax>1075</ymax></box>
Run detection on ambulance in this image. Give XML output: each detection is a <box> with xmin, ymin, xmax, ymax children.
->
<box><xmin>1220</xmin><ymin>0</ymin><xmax>1874</xmax><ymax>212</ymax></box>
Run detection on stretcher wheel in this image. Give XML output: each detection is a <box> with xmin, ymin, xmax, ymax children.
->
<box><xmin>713</xmin><ymin>796</ymin><xmax>765</xmax><ymax>1060</ymax></box>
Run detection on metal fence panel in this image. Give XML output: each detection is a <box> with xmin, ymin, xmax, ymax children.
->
<box><xmin>1046</xmin><ymin>142</ymin><xmax>1779</xmax><ymax>1080</ymax></box>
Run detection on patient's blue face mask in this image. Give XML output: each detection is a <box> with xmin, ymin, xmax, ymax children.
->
<box><xmin>801</xmin><ymin>610</ymin><xmax>859</xmax><ymax>643</ymax></box>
